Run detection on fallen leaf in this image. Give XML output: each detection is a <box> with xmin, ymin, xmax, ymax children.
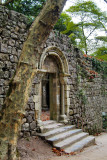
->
<box><xmin>32</xmin><ymin>148</ymin><xmax>35</xmax><ymax>151</ymax></box>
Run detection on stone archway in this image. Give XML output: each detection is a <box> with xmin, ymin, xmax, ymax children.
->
<box><xmin>41</xmin><ymin>55</ymin><xmax>61</xmax><ymax>122</ymax></box>
<box><xmin>35</xmin><ymin>47</ymin><xmax>70</xmax><ymax>130</ymax></box>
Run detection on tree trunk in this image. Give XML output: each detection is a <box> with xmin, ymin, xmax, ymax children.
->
<box><xmin>81</xmin><ymin>23</ymin><xmax>88</xmax><ymax>54</ymax></box>
<box><xmin>0</xmin><ymin>0</ymin><xmax>67</xmax><ymax>159</ymax></box>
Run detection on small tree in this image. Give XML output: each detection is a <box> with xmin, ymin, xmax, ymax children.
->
<box><xmin>66</xmin><ymin>0</ymin><xmax>107</xmax><ymax>54</ymax></box>
<box><xmin>54</xmin><ymin>12</ymin><xmax>83</xmax><ymax>46</ymax></box>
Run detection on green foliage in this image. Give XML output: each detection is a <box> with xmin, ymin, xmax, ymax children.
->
<box><xmin>6</xmin><ymin>0</ymin><xmax>46</xmax><ymax>17</ymax></box>
<box><xmin>54</xmin><ymin>12</ymin><xmax>71</xmax><ymax>32</ymax></box>
<box><xmin>91</xmin><ymin>57</ymin><xmax>107</xmax><ymax>79</ymax></box>
<box><xmin>101</xmin><ymin>86</ymin><xmax>107</xmax><ymax>96</ymax></box>
<box><xmin>78</xmin><ymin>89</ymin><xmax>87</xmax><ymax>105</ymax></box>
<box><xmin>54</xmin><ymin>12</ymin><xmax>82</xmax><ymax>46</ymax></box>
<box><xmin>91</xmin><ymin>47</ymin><xmax>107</xmax><ymax>61</ymax></box>
<box><xmin>86</xmin><ymin>125</ymin><xmax>102</xmax><ymax>135</ymax></box>
<box><xmin>102</xmin><ymin>113</ymin><xmax>107</xmax><ymax>130</ymax></box>
<box><xmin>95</xmin><ymin>36</ymin><xmax>107</xmax><ymax>43</ymax></box>
<box><xmin>26</xmin><ymin>16</ymin><xmax>35</xmax><ymax>28</ymax></box>
<box><xmin>66</xmin><ymin>0</ymin><xmax>107</xmax><ymax>54</ymax></box>
<box><xmin>62</xmin><ymin>20</ymin><xmax>83</xmax><ymax>46</ymax></box>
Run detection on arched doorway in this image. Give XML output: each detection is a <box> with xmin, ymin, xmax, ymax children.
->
<box><xmin>41</xmin><ymin>55</ymin><xmax>61</xmax><ymax>121</ymax></box>
<box><xmin>35</xmin><ymin>47</ymin><xmax>70</xmax><ymax>130</ymax></box>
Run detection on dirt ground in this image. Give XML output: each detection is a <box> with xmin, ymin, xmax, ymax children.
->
<box><xmin>17</xmin><ymin>132</ymin><xmax>107</xmax><ymax>160</ymax></box>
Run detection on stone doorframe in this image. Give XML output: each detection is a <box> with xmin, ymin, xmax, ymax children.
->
<box><xmin>34</xmin><ymin>47</ymin><xmax>70</xmax><ymax>131</ymax></box>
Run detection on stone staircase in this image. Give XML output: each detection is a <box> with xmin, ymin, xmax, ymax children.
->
<box><xmin>38</xmin><ymin>120</ymin><xmax>95</xmax><ymax>153</ymax></box>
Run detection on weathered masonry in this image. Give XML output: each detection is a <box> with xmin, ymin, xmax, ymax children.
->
<box><xmin>0</xmin><ymin>6</ymin><xmax>107</xmax><ymax>137</ymax></box>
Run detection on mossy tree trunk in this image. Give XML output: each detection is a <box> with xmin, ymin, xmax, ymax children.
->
<box><xmin>0</xmin><ymin>0</ymin><xmax>67</xmax><ymax>159</ymax></box>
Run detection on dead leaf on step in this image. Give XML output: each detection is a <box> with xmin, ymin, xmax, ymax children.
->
<box><xmin>32</xmin><ymin>148</ymin><xmax>35</xmax><ymax>151</ymax></box>
<box><xmin>70</xmin><ymin>152</ymin><xmax>77</xmax><ymax>155</ymax></box>
<box><xmin>80</xmin><ymin>148</ymin><xmax>84</xmax><ymax>152</ymax></box>
<box><xmin>52</xmin><ymin>148</ymin><xmax>67</xmax><ymax>156</ymax></box>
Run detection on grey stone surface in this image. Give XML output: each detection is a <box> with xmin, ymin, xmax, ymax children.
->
<box><xmin>30</xmin><ymin>121</ymin><xmax>36</xmax><ymax>130</ymax></box>
<box><xmin>0</xmin><ymin>5</ymin><xmax>107</xmax><ymax>137</ymax></box>
<box><xmin>21</xmin><ymin>123</ymin><xmax>29</xmax><ymax>131</ymax></box>
<box><xmin>27</xmin><ymin>115</ymin><xmax>33</xmax><ymax>123</ymax></box>
<box><xmin>39</xmin><ymin>121</ymin><xmax>95</xmax><ymax>153</ymax></box>
<box><xmin>31</xmin><ymin>131</ymin><xmax>37</xmax><ymax>136</ymax></box>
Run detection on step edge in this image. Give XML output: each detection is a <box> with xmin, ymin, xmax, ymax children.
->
<box><xmin>47</xmin><ymin>129</ymin><xmax>82</xmax><ymax>143</ymax></box>
<box><xmin>54</xmin><ymin>133</ymin><xmax>89</xmax><ymax>149</ymax></box>
<box><xmin>42</xmin><ymin>125</ymin><xmax>75</xmax><ymax>135</ymax></box>
<box><xmin>64</xmin><ymin>136</ymin><xmax>95</xmax><ymax>153</ymax></box>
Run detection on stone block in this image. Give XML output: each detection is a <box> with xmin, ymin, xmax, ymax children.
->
<box><xmin>29</xmin><ymin>111</ymin><xmax>35</xmax><ymax>117</ymax></box>
<box><xmin>35</xmin><ymin>103</ymin><xmax>40</xmax><ymax>110</ymax></box>
<box><xmin>27</xmin><ymin>115</ymin><xmax>33</xmax><ymax>123</ymax></box>
<box><xmin>22</xmin><ymin>118</ymin><xmax>26</xmax><ymax>124</ymax></box>
<box><xmin>0</xmin><ymin>53</ymin><xmax>9</xmax><ymax>61</ymax></box>
<box><xmin>69</xmin><ymin>110</ymin><xmax>74</xmax><ymax>116</ymax></box>
<box><xmin>0</xmin><ymin>43</ymin><xmax>8</xmax><ymax>53</ymax></box>
<box><xmin>33</xmin><ymin>95</ymin><xmax>39</xmax><ymax>103</ymax></box>
<box><xmin>28</xmin><ymin>96</ymin><xmax>34</xmax><ymax>103</ymax></box>
<box><xmin>0</xmin><ymin>97</ymin><xmax>4</xmax><ymax>105</ymax></box>
<box><xmin>25</xmin><ymin>104</ymin><xmax>30</xmax><ymax>110</ymax></box>
<box><xmin>11</xmin><ymin>33</ymin><xmax>18</xmax><ymax>39</ymax></box>
<box><xmin>21</xmin><ymin>123</ymin><xmax>29</xmax><ymax>131</ymax></box>
<box><xmin>8</xmin><ymin>46</ymin><xmax>12</xmax><ymax>53</ymax></box>
<box><xmin>5</xmin><ymin>61</ymin><xmax>12</xmax><ymax>69</ymax></box>
<box><xmin>29</xmin><ymin>103</ymin><xmax>35</xmax><ymax>110</ymax></box>
<box><xmin>0</xmin><ymin>70</ymin><xmax>4</xmax><ymax>78</ymax></box>
<box><xmin>23</xmin><ymin>132</ymin><xmax>30</xmax><ymax>137</ymax></box>
<box><xmin>2</xmin><ymin>29</ymin><xmax>10</xmax><ymax>37</ymax></box>
<box><xmin>8</xmin><ymin>39</ymin><xmax>15</xmax><ymax>46</ymax></box>
<box><xmin>20</xmin><ymin>29</ymin><xmax>25</xmax><ymax>34</ymax></box>
<box><xmin>31</xmin><ymin>131</ymin><xmax>37</xmax><ymax>136</ymax></box>
<box><xmin>30</xmin><ymin>121</ymin><xmax>36</xmax><ymax>130</ymax></box>
<box><xmin>0</xmin><ymin>79</ymin><xmax>4</xmax><ymax>86</ymax></box>
<box><xmin>19</xmin><ymin>132</ymin><xmax>23</xmax><ymax>137</ymax></box>
<box><xmin>4</xmin><ymin>71</ymin><xmax>9</xmax><ymax>79</ymax></box>
<box><xmin>11</xmin><ymin>47</ymin><xmax>17</xmax><ymax>55</ymax></box>
<box><xmin>4</xmin><ymin>86</ymin><xmax>9</xmax><ymax>94</ymax></box>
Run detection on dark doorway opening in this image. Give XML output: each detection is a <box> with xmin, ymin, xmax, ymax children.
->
<box><xmin>42</xmin><ymin>74</ymin><xmax>50</xmax><ymax>111</ymax></box>
<box><xmin>41</xmin><ymin>74</ymin><xmax>50</xmax><ymax>121</ymax></box>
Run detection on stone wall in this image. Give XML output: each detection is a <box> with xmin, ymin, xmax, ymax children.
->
<box><xmin>0</xmin><ymin>6</ymin><xmax>107</xmax><ymax>137</ymax></box>
<box><xmin>0</xmin><ymin>5</ymin><xmax>28</xmax><ymax>110</ymax></box>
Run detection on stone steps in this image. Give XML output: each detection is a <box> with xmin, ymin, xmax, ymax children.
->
<box><xmin>43</xmin><ymin>123</ymin><xmax>64</xmax><ymax>132</ymax></box>
<box><xmin>65</xmin><ymin>136</ymin><xmax>95</xmax><ymax>153</ymax></box>
<box><xmin>39</xmin><ymin>125</ymin><xmax>75</xmax><ymax>138</ymax></box>
<box><xmin>38</xmin><ymin>120</ymin><xmax>95</xmax><ymax>153</ymax></box>
<box><xmin>54</xmin><ymin>132</ymin><xmax>88</xmax><ymax>149</ymax></box>
<box><xmin>47</xmin><ymin>129</ymin><xmax>82</xmax><ymax>144</ymax></box>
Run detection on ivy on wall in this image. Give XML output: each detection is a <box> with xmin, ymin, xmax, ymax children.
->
<box><xmin>91</xmin><ymin>58</ymin><xmax>107</xmax><ymax>79</ymax></box>
<box><xmin>78</xmin><ymin>89</ymin><xmax>87</xmax><ymax>105</ymax></box>
<box><xmin>83</xmin><ymin>55</ymin><xmax>107</xmax><ymax>80</ymax></box>
<box><xmin>102</xmin><ymin>113</ymin><xmax>107</xmax><ymax>131</ymax></box>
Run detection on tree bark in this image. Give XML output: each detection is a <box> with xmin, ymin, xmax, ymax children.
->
<box><xmin>0</xmin><ymin>0</ymin><xmax>67</xmax><ymax>159</ymax></box>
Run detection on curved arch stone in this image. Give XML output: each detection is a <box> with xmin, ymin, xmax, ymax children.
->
<box><xmin>39</xmin><ymin>46</ymin><xmax>69</xmax><ymax>74</ymax></box>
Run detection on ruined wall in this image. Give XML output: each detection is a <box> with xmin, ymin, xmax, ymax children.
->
<box><xmin>0</xmin><ymin>6</ymin><xmax>107</xmax><ymax>137</ymax></box>
<box><xmin>0</xmin><ymin>5</ymin><xmax>28</xmax><ymax>110</ymax></box>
